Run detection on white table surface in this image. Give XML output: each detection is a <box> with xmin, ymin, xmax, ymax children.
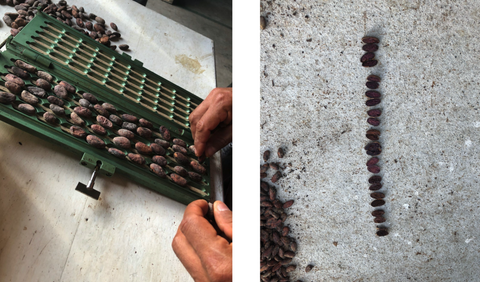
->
<box><xmin>0</xmin><ymin>1</ymin><xmax>216</xmax><ymax>281</ymax></box>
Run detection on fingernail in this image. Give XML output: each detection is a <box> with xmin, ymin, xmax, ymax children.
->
<box><xmin>216</xmin><ymin>201</ymin><xmax>230</xmax><ymax>212</ymax></box>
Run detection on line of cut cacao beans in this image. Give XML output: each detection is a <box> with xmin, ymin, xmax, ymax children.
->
<box><xmin>361</xmin><ymin>36</ymin><xmax>388</xmax><ymax>236</ymax></box>
<box><xmin>1</xmin><ymin>0</ymin><xmax>129</xmax><ymax>52</ymax></box>
<box><xmin>261</xmin><ymin>148</ymin><xmax>309</xmax><ymax>282</ymax></box>
<box><xmin>361</xmin><ymin>36</ymin><xmax>379</xmax><ymax>67</ymax></box>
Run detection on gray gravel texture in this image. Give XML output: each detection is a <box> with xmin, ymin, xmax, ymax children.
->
<box><xmin>260</xmin><ymin>0</ymin><xmax>480</xmax><ymax>281</ymax></box>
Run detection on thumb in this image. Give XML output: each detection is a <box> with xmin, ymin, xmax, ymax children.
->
<box><xmin>214</xmin><ymin>201</ymin><xmax>232</xmax><ymax>240</ymax></box>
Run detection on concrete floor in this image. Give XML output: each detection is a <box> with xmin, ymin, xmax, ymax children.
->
<box><xmin>144</xmin><ymin>0</ymin><xmax>232</xmax><ymax>89</ymax></box>
<box><xmin>261</xmin><ymin>0</ymin><xmax>480</xmax><ymax>281</ymax></box>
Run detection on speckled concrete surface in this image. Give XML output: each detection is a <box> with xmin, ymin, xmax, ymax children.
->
<box><xmin>260</xmin><ymin>1</ymin><xmax>480</xmax><ymax>281</ymax></box>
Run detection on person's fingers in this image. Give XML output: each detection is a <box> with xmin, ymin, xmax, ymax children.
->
<box><xmin>204</xmin><ymin>124</ymin><xmax>232</xmax><ymax>158</ymax></box>
<box><xmin>189</xmin><ymin>88</ymin><xmax>219</xmax><ymax>140</ymax></box>
<box><xmin>194</xmin><ymin>107</ymin><xmax>229</xmax><ymax>157</ymax></box>
<box><xmin>182</xmin><ymin>199</ymin><xmax>210</xmax><ymax>219</ymax></box>
<box><xmin>172</xmin><ymin>229</ymin><xmax>210</xmax><ymax>282</ymax></box>
<box><xmin>213</xmin><ymin>201</ymin><xmax>233</xmax><ymax>240</ymax></box>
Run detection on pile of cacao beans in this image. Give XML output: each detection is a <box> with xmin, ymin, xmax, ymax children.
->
<box><xmin>2</xmin><ymin>0</ymin><xmax>129</xmax><ymax>52</ymax></box>
<box><xmin>261</xmin><ymin>148</ymin><xmax>314</xmax><ymax>282</ymax></box>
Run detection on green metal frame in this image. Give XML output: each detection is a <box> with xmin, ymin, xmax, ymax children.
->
<box><xmin>0</xmin><ymin>12</ymin><xmax>211</xmax><ymax>205</ymax></box>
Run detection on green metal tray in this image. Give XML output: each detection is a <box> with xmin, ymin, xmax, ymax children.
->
<box><xmin>0</xmin><ymin>11</ymin><xmax>211</xmax><ymax>205</ymax></box>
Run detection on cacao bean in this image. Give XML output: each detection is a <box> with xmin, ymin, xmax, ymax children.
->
<box><xmin>14</xmin><ymin>17</ymin><xmax>26</xmax><ymax>27</ymax></box>
<box><xmin>366</xmin><ymin>129</ymin><xmax>380</xmax><ymax>141</ymax></box>
<box><xmin>150</xmin><ymin>143</ymin><xmax>165</xmax><ymax>155</ymax></box>
<box><xmin>54</xmin><ymin>84</ymin><xmax>68</xmax><ymax>98</ymax></box>
<box><xmin>135</xmin><ymin>142</ymin><xmax>153</xmax><ymax>155</ymax></box>
<box><xmin>10</xmin><ymin>28</ymin><xmax>20</xmax><ymax>37</ymax></box>
<box><xmin>152</xmin><ymin>155</ymin><xmax>167</xmax><ymax>166</ymax></box>
<box><xmin>138</xmin><ymin>118</ymin><xmax>153</xmax><ymax>129</ymax></box>
<box><xmin>362</xmin><ymin>36</ymin><xmax>379</xmax><ymax>44</ymax></box>
<box><xmin>17</xmin><ymin>103</ymin><xmax>35</xmax><ymax>115</ymax></box>
<box><xmin>188</xmin><ymin>171</ymin><xmax>202</xmax><ymax>182</ymax></box>
<box><xmin>122</xmin><ymin>122</ymin><xmax>137</xmax><ymax>131</ymax></box>
<box><xmin>365</xmin><ymin>142</ymin><xmax>382</xmax><ymax>156</ymax></box>
<box><xmin>367</xmin><ymin>117</ymin><xmax>380</xmax><ymax>126</ymax></box>
<box><xmin>82</xmin><ymin>92</ymin><xmax>97</xmax><ymax>103</ymax></box>
<box><xmin>366</xmin><ymin>81</ymin><xmax>379</xmax><ymax>89</ymax></box>
<box><xmin>371</xmin><ymin>199</ymin><xmax>385</xmax><ymax>207</ymax></box>
<box><xmin>286</xmin><ymin>265</ymin><xmax>296</xmax><ymax>273</ymax></box>
<box><xmin>362</xmin><ymin>60</ymin><xmax>378</xmax><ymax>67</ymax></box>
<box><xmin>79</xmin><ymin>98</ymin><xmax>91</xmax><ymax>108</ymax></box>
<box><xmin>108</xmin><ymin>147</ymin><xmax>125</xmax><ymax>159</ymax></box>
<box><xmin>101</xmin><ymin>102</ymin><xmax>116</xmax><ymax>113</ymax></box>
<box><xmin>99</xmin><ymin>35</ymin><xmax>109</xmax><ymax>45</ymax></box>
<box><xmin>366</xmin><ymin>157</ymin><xmax>379</xmax><ymax>166</ymax></box>
<box><xmin>376</xmin><ymin>228</ymin><xmax>388</xmax><ymax>236</ymax></box>
<box><xmin>360</xmin><ymin>52</ymin><xmax>375</xmax><ymax>62</ymax></box>
<box><xmin>362</xmin><ymin>43</ymin><xmax>378</xmax><ymax>52</ymax></box>
<box><xmin>368</xmin><ymin>165</ymin><xmax>381</xmax><ymax>173</ymax></box>
<box><xmin>119</xmin><ymin>44</ymin><xmax>129</xmax><ymax>51</ymax></box>
<box><xmin>59</xmin><ymin>81</ymin><xmax>75</xmax><ymax>93</ymax></box>
<box><xmin>47</xmin><ymin>96</ymin><xmax>64</xmax><ymax>107</ymax></box>
<box><xmin>70</xmin><ymin>112</ymin><xmax>85</xmax><ymax>126</ymax></box>
<box><xmin>367</xmin><ymin>109</ymin><xmax>382</xmax><ymax>117</ymax></box>
<box><xmin>76</xmin><ymin>18</ymin><xmax>84</xmax><ymax>27</ymax></box>
<box><xmin>74</xmin><ymin>106</ymin><xmax>92</xmax><ymax>118</ymax></box>
<box><xmin>43</xmin><ymin>112</ymin><xmax>57</xmax><ymax>124</ymax></box>
<box><xmin>173</xmin><ymin>138</ymin><xmax>186</xmax><ymax>148</ymax></box>
<box><xmin>117</xmin><ymin>129</ymin><xmax>134</xmax><ymax>139</ymax></box>
<box><xmin>97</xmin><ymin>115</ymin><xmax>113</xmax><ymax>129</ymax></box>
<box><xmin>37</xmin><ymin>70</ymin><xmax>53</xmax><ymax>83</ymax></box>
<box><xmin>0</xmin><ymin>91</ymin><xmax>16</xmax><ymax>104</ymax></box>
<box><xmin>20</xmin><ymin>90</ymin><xmax>38</xmax><ymax>105</ymax></box>
<box><xmin>174</xmin><ymin>166</ymin><xmax>188</xmax><ymax>177</ymax></box>
<box><xmin>159</xmin><ymin>125</ymin><xmax>171</xmax><ymax>140</ymax></box>
<box><xmin>128</xmin><ymin>153</ymin><xmax>145</xmax><ymax>165</ymax></box>
<box><xmin>261</xmin><ymin>164</ymin><xmax>269</xmax><ymax>174</ymax></box>
<box><xmin>283</xmin><ymin>200</ymin><xmax>294</xmax><ymax>209</ymax></box>
<box><xmin>3</xmin><ymin>15</ymin><xmax>12</xmax><ymax>27</ymax></box>
<box><xmin>110</xmin><ymin>22</ymin><xmax>118</xmax><ymax>31</ymax></box>
<box><xmin>95</xmin><ymin>16</ymin><xmax>105</xmax><ymax>24</ymax></box>
<box><xmin>305</xmin><ymin>264</ymin><xmax>313</xmax><ymax>273</ymax></box>
<box><xmin>137</xmin><ymin>127</ymin><xmax>152</xmax><ymax>138</ymax></box>
<box><xmin>369</xmin><ymin>183</ymin><xmax>383</xmax><ymax>191</ymax></box>
<box><xmin>5</xmin><ymin>81</ymin><xmax>23</xmax><ymax>94</ymax></box>
<box><xmin>367</xmin><ymin>75</ymin><xmax>381</xmax><ymax>82</ymax></box>
<box><xmin>5</xmin><ymin>74</ymin><xmax>25</xmax><ymax>86</ymax></box>
<box><xmin>70</xmin><ymin>125</ymin><xmax>87</xmax><ymax>139</ymax></box>
<box><xmin>174</xmin><ymin>152</ymin><xmax>189</xmax><ymax>165</ymax></box>
<box><xmin>113</xmin><ymin>136</ymin><xmax>131</xmax><ymax>149</ymax></box>
<box><xmin>27</xmin><ymin>86</ymin><xmax>46</xmax><ymax>98</ymax></box>
<box><xmin>371</xmin><ymin>210</ymin><xmax>384</xmax><ymax>217</ymax></box>
<box><xmin>271</xmin><ymin>171</ymin><xmax>282</xmax><ymax>183</ymax></box>
<box><xmin>173</xmin><ymin>144</ymin><xmax>188</xmax><ymax>155</ymax></box>
<box><xmin>122</xmin><ymin>114</ymin><xmax>138</xmax><ymax>123</ymax></box>
<box><xmin>49</xmin><ymin>104</ymin><xmax>65</xmax><ymax>115</ymax></box>
<box><xmin>11</xmin><ymin>66</ymin><xmax>29</xmax><ymax>79</ymax></box>
<box><xmin>109</xmin><ymin>114</ymin><xmax>123</xmax><ymax>125</ymax></box>
<box><xmin>94</xmin><ymin>23</ymin><xmax>104</xmax><ymax>33</ymax></box>
<box><xmin>369</xmin><ymin>175</ymin><xmax>382</xmax><ymax>184</ymax></box>
<box><xmin>277</xmin><ymin>148</ymin><xmax>284</xmax><ymax>158</ymax></box>
<box><xmin>150</xmin><ymin>163</ymin><xmax>166</xmax><ymax>178</ymax></box>
<box><xmin>261</xmin><ymin>172</ymin><xmax>267</xmax><ymax>178</ymax></box>
<box><xmin>170</xmin><ymin>173</ymin><xmax>187</xmax><ymax>186</ymax></box>
<box><xmin>155</xmin><ymin>138</ymin><xmax>170</xmax><ymax>148</ymax></box>
<box><xmin>35</xmin><ymin>79</ymin><xmax>50</xmax><ymax>91</ymax></box>
<box><xmin>85</xmin><ymin>21</ymin><xmax>93</xmax><ymax>31</ymax></box>
<box><xmin>89</xmin><ymin>31</ymin><xmax>97</xmax><ymax>39</ymax></box>
<box><xmin>370</xmin><ymin>192</ymin><xmax>385</xmax><ymax>199</ymax></box>
<box><xmin>374</xmin><ymin>216</ymin><xmax>386</xmax><ymax>223</ymax></box>
<box><xmin>90</xmin><ymin>124</ymin><xmax>106</xmax><ymax>135</ymax></box>
<box><xmin>190</xmin><ymin>160</ymin><xmax>206</xmax><ymax>174</ymax></box>
<box><xmin>94</xmin><ymin>104</ymin><xmax>109</xmax><ymax>116</ymax></box>
<box><xmin>366</xmin><ymin>98</ymin><xmax>381</xmax><ymax>106</ymax></box>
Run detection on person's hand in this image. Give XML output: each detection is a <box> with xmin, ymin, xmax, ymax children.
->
<box><xmin>189</xmin><ymin>87</ymin><xmax>232</xmax><ymax>158</ymax></box>
<box><xmin>172</xmin><ymin>200</ymin><xmax>232</xmax><ymax>282</ymax></box>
